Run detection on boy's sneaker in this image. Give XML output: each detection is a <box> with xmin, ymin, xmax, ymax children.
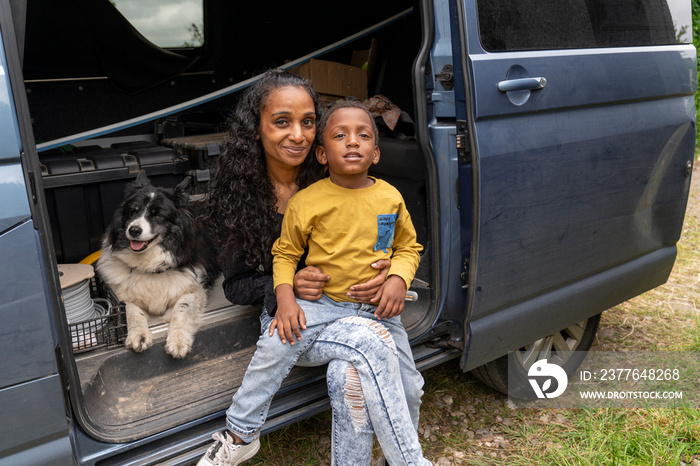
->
<box><xmin>197</xmin><ymin>430</ymin><xmax>260</xmax><ymax>466</ymax></box>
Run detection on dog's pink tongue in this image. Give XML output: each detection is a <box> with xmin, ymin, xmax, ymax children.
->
<box><xmin>130</xmin><ymin>240</ymin><xmax>147</xmax><ymax>251</ymax></box>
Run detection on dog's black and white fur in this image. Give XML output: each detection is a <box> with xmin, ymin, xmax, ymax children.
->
<box><xmin>97</xmin><ymin>171</ymin><xmax>219</xmax><ymax>358</ymax></box>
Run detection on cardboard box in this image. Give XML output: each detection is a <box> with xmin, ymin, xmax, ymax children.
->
<box><xmin>351</xmin><ymin>38</ymin><xmax>378</xmax><ymax>86</ymax></box>
<box><xmin>291</xmin><ymin>58</ymin><xmax>367</xmax><ymax>100</ymax></box>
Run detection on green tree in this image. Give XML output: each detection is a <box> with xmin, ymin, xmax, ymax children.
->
<box><xmin>184</xmin><ymin>23</ymin><xmax>204</xmax><ymax>47</ymax></box>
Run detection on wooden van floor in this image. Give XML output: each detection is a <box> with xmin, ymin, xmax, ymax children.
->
<box><xmin>74</xmin><ymin>307</ymin><xmax>326</xmax><ymax>439</ymax></box>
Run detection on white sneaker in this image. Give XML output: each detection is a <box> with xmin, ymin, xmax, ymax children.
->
<box><xmin>197</xmin><ymin>430</ymin><xmax>260</xmax><ymax>466</ymax></box>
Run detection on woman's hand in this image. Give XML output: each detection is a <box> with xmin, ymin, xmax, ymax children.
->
<box><xmin>270</xmin><ymin>284</ymin><xmax>306</xmax><ymax>344</ymax></box>
<box><xmin>294</xmin><ymin>266</ymin><xmax>330</xmax><ymax>301</ymax></box>
<box><xmin>347</xmin><ymin>259</ymin><xmax>391</xmax><ymax>303</ymax></box>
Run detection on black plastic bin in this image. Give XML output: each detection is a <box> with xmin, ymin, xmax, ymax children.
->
<box><xmin>161</xmin><ymin>132</ymin><xmax>228</xmax><ymax>194</ymax></box>
<box><xmin>40</xmin><ymin>142</ymin><xmax>189</xmax><ymax>263</ymax></box>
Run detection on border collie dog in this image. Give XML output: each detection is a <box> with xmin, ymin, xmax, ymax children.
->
<box><xmin>97</xmin><ymin>171</ymin><xmax>219</xmax><ymax>358</ymax></box>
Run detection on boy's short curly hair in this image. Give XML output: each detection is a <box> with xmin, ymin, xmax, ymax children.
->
<box><xmin>316</xmin><ymin>99</ymin><xmax>379</xmax><ymax>147</ymax></box>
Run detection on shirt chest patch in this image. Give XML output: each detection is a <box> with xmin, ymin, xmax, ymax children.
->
<box><xmin>375</xmin><ymin>213</ymin><xmax>398</xmax><ymax>253</ymax></box>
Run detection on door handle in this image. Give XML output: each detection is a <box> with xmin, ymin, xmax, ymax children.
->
<box><xmin>497</xmin><ymin>77</ymin><xmax>547</xmax><ymax>92</ymax></box>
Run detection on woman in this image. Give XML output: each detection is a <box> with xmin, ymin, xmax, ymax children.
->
<box><xmin>203</xmin><ymin>68</ymin><xmax>426</xmax><ymax>465</ymax></box>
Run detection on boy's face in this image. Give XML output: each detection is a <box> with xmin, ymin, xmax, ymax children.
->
<box><xmin>316</xmin><ymin>107</ymin><xmax>380</xmax><ymax>189</ymax></box>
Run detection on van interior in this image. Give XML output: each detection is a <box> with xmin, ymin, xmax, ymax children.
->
<box><xmin>20</xmin><ymin>0</ymin><xmax>438</xmax><ymax>442</ymax></box>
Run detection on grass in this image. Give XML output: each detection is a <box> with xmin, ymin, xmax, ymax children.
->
<box><xmin>247</xmin><ymin>412</ymin><xmax>334</xmax><ymax>465</ymax></box>
<box><xmin>416</xmin><ymin>371</ymin><xmax>700</xmax><ymax>465</ymax></box>
<box><xmin>499</xmin><ymin>408</ymin><xmax>700</xmax><ymax>465</ymax></box>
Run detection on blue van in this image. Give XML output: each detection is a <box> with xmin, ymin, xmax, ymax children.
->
<box><xmin>0</xmin><ymin>0</ymin><xmax>695</xmax><ymax>464</ymax></box>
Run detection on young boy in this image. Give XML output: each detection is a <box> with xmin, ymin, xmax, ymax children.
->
<box><xmin>271</xmin><ymin>101</ymin><xmax>423</xmax><ymax>340</ymax></box>
<box><xmin>199</xmin><ymin>100</ymin><xmax>427</xmax><ymax>466</ymax></box>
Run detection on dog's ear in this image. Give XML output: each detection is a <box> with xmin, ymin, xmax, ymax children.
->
<box><xmin>173</xmin><ymin>176</ymin><xmax>191</xmax><ymax>205</ymax></box>
<box><xmin>124</xmin><ymin>170</ymin><xmax>151</xmax><ymax>197</ymax></box>
<box><xmin>133</xmin><ymin>170</ymin><xmax>151</xmax><ymax>187</ymax></box>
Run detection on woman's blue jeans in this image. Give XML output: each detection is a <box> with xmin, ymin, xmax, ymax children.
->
<box><xmin>225</xmin><ymin>295</ymin><xmax>428</xmax><ymax>465</ymax></box>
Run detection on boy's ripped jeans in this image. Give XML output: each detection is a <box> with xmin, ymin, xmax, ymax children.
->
<box><xmin>225</xmin><ymin>295</ymin><xmax>429</xmax><ymax>465</ymax></box>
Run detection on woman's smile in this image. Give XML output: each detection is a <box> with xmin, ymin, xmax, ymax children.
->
<box><xmin>283</xmin><ymin>145</ymin><xmax>309</xmax><ymax>156</ymax></box>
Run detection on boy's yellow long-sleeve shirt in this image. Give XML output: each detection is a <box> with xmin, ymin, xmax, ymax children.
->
<box><xmin>272</xmin><ymin>177</ymin><xmax>422</xmax><ymax>303</ymax></box>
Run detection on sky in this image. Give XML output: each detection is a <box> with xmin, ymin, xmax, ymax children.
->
<box><xmin>111</xmin><ymin>0</ymin><xmax>203</xmax><ymax>47</ymax></box>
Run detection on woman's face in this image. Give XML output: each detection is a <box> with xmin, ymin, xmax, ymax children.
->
<box><xmin>258</xmin><ymin>86</ymin><xmax>316</xmax><ymax>171</ymax></box>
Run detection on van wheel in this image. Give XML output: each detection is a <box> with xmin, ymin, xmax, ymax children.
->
<box><xmin>470</xmin><ymin>314</ymin><xmax>601</xmax><ymax>399</ymax></box>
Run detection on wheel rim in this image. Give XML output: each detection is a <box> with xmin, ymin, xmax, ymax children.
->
<box><xmin>515</xmin><ymin>320</ymin><xmax>587</xmax><ymax>370</ymax></box>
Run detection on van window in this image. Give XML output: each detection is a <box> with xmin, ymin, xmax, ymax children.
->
<box><xmin>476</xmin><ymin>0</ymin><xmax>691</xmax><ymax>52</ymax></box>
<box><xmin>111</xmin><ymin>0</ymin><xmax>204</xmax><ymax>48</ymax></box>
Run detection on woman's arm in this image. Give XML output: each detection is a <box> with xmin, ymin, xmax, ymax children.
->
<box><xmin>220</xmin><ymin>249</ymin><xmax>273</xmax><ymax>306</ymax></box>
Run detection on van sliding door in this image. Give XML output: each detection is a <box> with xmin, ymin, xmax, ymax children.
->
<box><xmin>0</xmin><ymin>2</ymin><xmax>73</xmax><ymax>463</ymax></box>
<box><xmin>456</xmin><ymin>0</ymin><xmax>696</xmax><ymax>370</ymax></box>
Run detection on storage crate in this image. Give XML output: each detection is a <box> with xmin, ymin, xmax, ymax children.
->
<box><xmin>161</xmin><ymin>132</ymin><xmax>228</xmax><ymax>194</ymax></box>
<box><xmin>70</xmin><ymin>301</ymin><xmax>126</xmax><ymax>353</ymax></box>
<box><xmin>40</xmin><ymin>142</ymin><xmax>189</xmax><ymax>263</ymax></box>
<box><xmin>161</xmin><ymin>132</ymin><xmax>227</xmax><ymax>170</ymax></box>
<box><xmin>69</xmin><ymin>278</ymin><xmax>127</xmax><ymax>353</ymax></box>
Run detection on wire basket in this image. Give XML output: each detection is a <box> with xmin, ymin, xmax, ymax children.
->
<box><xmin>68</xmin><ymin>280</ymin><xmax>127</xmax><ymax>353</ymax></box>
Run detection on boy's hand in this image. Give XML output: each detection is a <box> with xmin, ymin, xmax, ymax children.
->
<box><xmin>347</xmin><ymin>259</ymin><xmax>391</xmax><ymax>302</ymax></box>
<box><xmin>270</xmin><ymin>284</ymin><xmax>306</xmax><ymax>344</ymax></box>
<box><xmin>373</xmin><ymin>275</ymin><xmax>407</xmax><ymax>320</ymax></box>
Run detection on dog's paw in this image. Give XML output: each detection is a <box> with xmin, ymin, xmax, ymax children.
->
<box><xmin>165</xmin><ymin>330</ymin><xmax>194</xmax><ymax>358</ymax></box>
<box><xmin>125</xmin><ymin>330</ymin><xmax>153</xmax><ymax>353</ymax></box>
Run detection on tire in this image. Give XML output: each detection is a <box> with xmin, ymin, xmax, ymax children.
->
<box><xmin>470</xmin><ymin>313</ymin><xmax>601</xmax><ymax>399</ymax></box>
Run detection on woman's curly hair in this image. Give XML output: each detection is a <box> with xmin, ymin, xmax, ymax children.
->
<box><xmin>207</xmin><ymin>68</ymin><xmax>324</xmax><ymax>272</ymax></box>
